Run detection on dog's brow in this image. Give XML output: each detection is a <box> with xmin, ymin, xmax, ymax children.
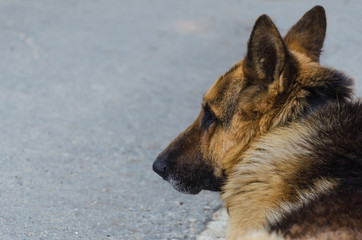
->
<box><xmin>202</xmin><ymin>101</ymin><xmax>218</xmax><ymax>117</ymax></box>
<box><xmin>202</xmin><ymin>98</ymin><xmax>208</xmax><ymax>108</ymax></box>
<box><xmin>202</xmin><ymin>100</ymin><xmax>211</xmax><ymax>111</ymax></box>
<box><xmin>202</xmin><ymin>97</ymin><xmax>215</xmax><ymax>108</ymax></box>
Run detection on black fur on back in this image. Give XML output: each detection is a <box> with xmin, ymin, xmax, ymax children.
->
<box><xmin>270</xmin><ymin>100</ymin><xmax>362</xmax><ymax>238</ymax></box>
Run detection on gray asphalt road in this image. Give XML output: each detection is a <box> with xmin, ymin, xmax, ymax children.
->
<box><xmin>0</xmin><ymin>1</ymin><xmax>361</xmax><ymax>240</ymax></box>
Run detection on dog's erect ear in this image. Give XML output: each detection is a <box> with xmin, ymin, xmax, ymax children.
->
<box><xmin>284</xmin><ymin>6</ymin><xmax>326</xmax><ymax>62</ymax></box>
<box><xmin>245</xmin><ymin>15</ymin><xmax>288</xmax><ymax>92</ymax></box>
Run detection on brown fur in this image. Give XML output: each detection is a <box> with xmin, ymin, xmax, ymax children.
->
<box><xmin>223</xmin><ymin>101</ymin><xmax>362</xmax><ymax>239</ymax></box>
<box><xmin>153</xmin><ymin>6</ymin><xmax>361</xmax><ymax>240</ymax></box>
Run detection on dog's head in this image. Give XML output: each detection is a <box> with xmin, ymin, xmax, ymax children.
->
<box><xmin>153</xmin><ymin>6</ymin><xmax>328</xmax><ymax>194</ymax></box>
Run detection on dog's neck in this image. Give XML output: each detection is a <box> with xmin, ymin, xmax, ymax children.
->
<box><xmin>221</xmin><ymin>116</ymin><xmax>338</xmax><ymax>239</ymax></box>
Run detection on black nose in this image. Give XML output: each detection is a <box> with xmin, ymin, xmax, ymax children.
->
<box><xmin>152</xmin><ymin>155</ymin><xmax>169</xmax><ymax>179</ymax></box>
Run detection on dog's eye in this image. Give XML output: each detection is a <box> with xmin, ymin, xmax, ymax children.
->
<box><xmin>201</xmin><ymin>109</ymin><xmax>217</xmax><ymax>130</ymax></box>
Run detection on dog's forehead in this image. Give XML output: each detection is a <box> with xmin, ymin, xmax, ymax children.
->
<box><xmin>204</xmin><ymin>62</ymin><xmax>244</xmax><ymax>102</ymax></box>
<box><xmin>203</xmin><ymin>61</ymin><xmax>246</xmax><ymax>118</ymax></box>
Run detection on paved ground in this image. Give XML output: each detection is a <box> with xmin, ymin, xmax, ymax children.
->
<box><xmin>0</xmin><ymin>0</ymin><xmax>361</xmax><ymax>240</ymax></box>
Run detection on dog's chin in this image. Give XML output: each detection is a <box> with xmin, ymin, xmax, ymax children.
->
<box><xmin>166</xmin><ymin>176</ymin><xmax>222</xmax><ymax>194</ymax></box>
<box><xmin>175</xmin><ymin>185</ymin><xmax>202</xmax><ymax>195</ymax></box>
<box><xmin>166</xmin><ymin>177</ymin><xmax>202</xmax><ymax>195</ymax></box>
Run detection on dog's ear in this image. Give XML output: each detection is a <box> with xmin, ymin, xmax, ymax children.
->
<box><xmin>245</xmin><ymin>14</ymin><xmax>288</xmax><ymax>92</ymax></box>
<box><xmin>284</xmin><ymin>6</ymin><xmax>326</xmax><ymax>62</ymax></box>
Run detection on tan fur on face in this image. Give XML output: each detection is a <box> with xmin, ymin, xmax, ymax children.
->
<box><xmin>191</xmin><ymin>5</ymin><xmax>349</xmax><ymax>181</ymax></box>
<box><xmin>202</xmin><ymin>53</ymin><xmax>317</xmax><ymax>175</ymax></box>
<box><xmin>201</xmin><ymin>44</ymin><xmax>353</xmax><ymax>180</ymax></box>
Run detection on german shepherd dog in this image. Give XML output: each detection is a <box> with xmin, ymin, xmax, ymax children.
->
<box><xmin>153</xmin><ymin>6</ymin><xmax>362</xmax><ymax>240</ymax></box>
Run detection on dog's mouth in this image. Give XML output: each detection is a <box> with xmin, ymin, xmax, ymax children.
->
<box><xmin>153</xmin><ymin>164</ymin><xmax>223</xmax><ymax>195</ymax></box>
<box><xmin>166</xmin><ymin>175</ymin><xmax>223</xmax><ymax>194</ymax></box>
